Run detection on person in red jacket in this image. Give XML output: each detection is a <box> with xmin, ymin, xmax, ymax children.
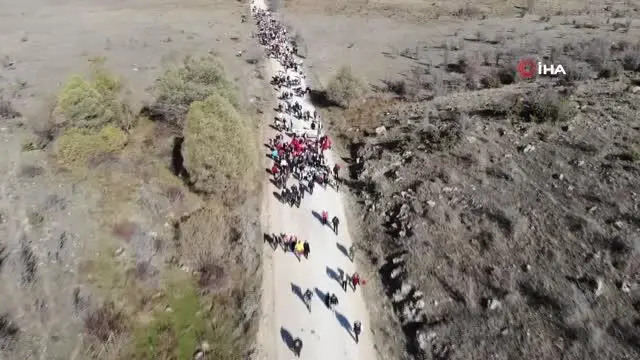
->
<box><xmin>351</xmin><ymin>272</ymin><xmax>361</xmax><ymax>292</ymax></box>
<box><xmin>321</xmin><ymin>210</ymin><xmax>328</xmax><ymax>225</ymax></box>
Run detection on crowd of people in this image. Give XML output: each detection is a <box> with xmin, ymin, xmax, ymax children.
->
<box><xmin>252</xmin><ymin>2</ymin><xmax>365</xmax><ymax>357</ymax></box>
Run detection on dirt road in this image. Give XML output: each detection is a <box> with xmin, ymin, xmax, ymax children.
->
<box><xmin>252</xmin><ymin>1</ymin><xmax>379</xmax><ymax>359</ymax></box>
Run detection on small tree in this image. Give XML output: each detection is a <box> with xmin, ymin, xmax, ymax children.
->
<box><xmin>325</xmin><ymin>66</ymin><xmax>367</xmax><ymax>108</ymax></box>
<box><xmin>182</xmin><ymin>93</ymin><xmax>255</xmax><ymax>199</ymax></box>
<box><xmin>54</xmin><ymin>60</ymin><xmax>135</xmax><ymax>131</ymax></box>
<box><xmin>151</xmin><ymin>56</ymin><xmax>239</xmax><ymax>127</ymax></box>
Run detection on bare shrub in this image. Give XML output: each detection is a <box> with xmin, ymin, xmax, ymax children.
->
<box><xmin>20</xmin><ymin>242</ymin><xmax>38</xmax><ymax>284</ymax></box>
<box><xmin>84</xmin><ymin>301</ymin><xmax>128</xmax><ymax>342</ymax></box>
<box><xmin>148</xmin><ymin>55</ymin><xmax>239</xmax><ymax>128</ymax></box>
<box><xmin>384</xmin><ymin>78</ymin><xmax>407</xmax><ymax>96</ymax></box>
<box><xmin>182</xmin><ymin>93</ymin><xmax>256</xmax><ymax>199</ymax></box>
<box><xmin>112</xmin><ymin>221</ymin><xmax>139</xmax><ymax>242</ymax></box>
<box><xmin>0</xmin><ymin>96</ymin><xmax>20</xmax><ymax>119</ymax></box>
<box><xmin>0</xmin><ymin>313</ymin><xmax>20</xmax><ymax>351</ymax></box>
<box><xmin>561</xmin><ymin>58</ymin><xmax>594</xmax><ymax>82</ymax></box>
<box><xmin>178</xmin><ymin>203</ymin><xmax>233</xmax><ymax>292</ymax></box>
<box><xmin>621</xmin><ymin>45</ymin><xmax>640</xmax><ymax>71</ymax></box>
<box><xmin>325</xmin><ymin>66</ymin><xmax>367</xmax><ymax>108</ymax></box>
<box><xmin>578</xmin><ymin>39</ymin><xmax>614</xmax><ymax>75</ymax></box>
<box><xmin>520</xmin><ymin>91</ymin><xmax>577</xmax><ymax>123</ymax></box>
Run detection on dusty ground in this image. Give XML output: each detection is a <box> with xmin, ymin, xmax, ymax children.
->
<box><xmin>279</xmin><ymin>1</ymin><xmax>640</xmax><ymax>360</ymax></box>
<box><xmin>0</xmin><ymin>0</ymin><xmax>267</xmax><ymax>358</ymax></box>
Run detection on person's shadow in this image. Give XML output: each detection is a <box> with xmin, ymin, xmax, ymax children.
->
<box><xmin>291</xmin><ymin>283</ymin><xmax>306</xmax><ymax>305</ymax></box>
<box><xmin>336</xmin><ymin>242</ymin><xmax>349</xmax><ymax>259</ymax></box>
<box><xmin>334</xmin><ymin>310</ymin><xmax>355</xmax><ymax>340</ymax></box>
<box><xmin>325</xmin><ymin>266</ymin><xmax>341</xmax><ymax>285</ymax></box>
<box><xmin>311</xmin><ymin>210</ymin><xmax>325</xmax><ymax>224</ymax></box>
<box><xmin>280</xmin><ymin>327</ymin><xmax>295</xmax><ymax>350</ymax></box>
<box><xmin>314</xmin><ymin>287</ymin><xmax>329</xmax><ymax>308</ymax></box>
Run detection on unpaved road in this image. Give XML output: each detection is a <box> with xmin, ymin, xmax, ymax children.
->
<box><xmin>253</xmin><ymin>1</ymin><xmax>378</xmax><ymax>359</ymax></box>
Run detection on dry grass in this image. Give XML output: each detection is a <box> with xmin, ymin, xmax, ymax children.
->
<box><xmin>85</xmin><ymin>301</ymin><xmax>129</xmax><ymax>343</ymax></box>
<box><xmin>177</xmin><ymin>203</ymin><xmax>233</xmax><ymax>282</ymax></box>
<box><xmin>182</xmin><ymin>93</ymin><xmax>256</xmax><ymax>200</ymax></box>
<box><xmin>325</xmin><ymin>66</ymin><xmax>367</xmax><ymax>108</ymax></box>
<box><xmin>0</xmin><ymin>96</ymin><xmax>20</xmax><ymax>119</ymax></box>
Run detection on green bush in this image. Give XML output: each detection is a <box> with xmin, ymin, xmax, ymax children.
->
<box><xmin>151</xmin><ymin>56</ymin><xmax>240</xmax><ymax>127</ymax></box>
<box><xmin>55</xmin><ymin>125</ymin><xmax>127</xmax><ymax>166</ymax></box>
<box><xmin>325</xmin><ymin>66</ymin><xmax>367</xmax><ymax>108</ymax></box>
<box><xmin>54</xmin><ymin>62</ymin><xmax>135</xmax><ymax>131</ymax></box>
<box><xmin>182</xmin><ymin>93</ymin><xmax>255</xmax><ymax>199</ymax></box>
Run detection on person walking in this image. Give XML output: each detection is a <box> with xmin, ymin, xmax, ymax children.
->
<box><xmin>351</xmin><ymin>272</ymin><xmax>361</xmax><ymax>292</ymax></box>
<box><xmin>292</xmin><ymin>337</ymin><xmax>303</xmax><ymax>357</ymax></box>
<box><xmin>333</xmin><ymin>163</ymin><xmax>341</xmax><ymax>181</ymax></box>
<box><xmin>332</xmin><ymin>216</ymin><xmax>340</xmax><ymax>235</ymax></box>
<box><xmin>321</xmin><ymin>210</ymin><xmax>328</xmax><ymax>226</ymax></box>
<box><xmin>303</xmin><ymin>288</ymin><xmax>313</xmax><ymax>311</ymax></box>
<box><xmin>329</xmin><ymin>293</ymin><xmax>339</xmax><ymax>308</ymax></box>
<box><xmin>340</xmin><ymin>271</ymin><xmax>348</xmax><ymax>291</ymax></box>
<box><xmin>353</xmin><ymin>321</ymin><xmax>362</xmax><ymax>344</ymax></box>
<box><xmin>295</xmin><ymin>239</ymin><xmax>304</xmax><ymax>260</ymax></box>
<box><xmin>303</xmin><ymin>241</ymin><xmax>310</xmax><ymax>259</ymax></box>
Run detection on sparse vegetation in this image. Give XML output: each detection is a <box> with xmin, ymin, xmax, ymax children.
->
<box><xmin>0</xmin><ymin>313</ymin><xmax>20</xmax><ymax>351</ymax></box>
<box><xmin>131</xmin><ymin>280</ymin><xmax>243</xmax><ymax>360</ymax></box>
<box><xmin>55</xmin><ymin>125</ymin><xmax>127</xmax><ymax>167</ymax></box>
<box><xmin>325</xmin><ymin>66</ymin><xmax>367</xmax><ymax>108</ymax></box>
<box><xmin>85</xmin><ymin>301</ymin><xmax>128</xmax><ymax>343</ymax></box>
<box><xmin>521</xmin><ymin>91</ymin><xmax>577</xmax><ymax>123</ymax></box>
<box><xmin>177</xmin><ymin>203</ymin><xmax>234</xmax><ymax>290</ymax></box>
<box><xmin>149</xmin><ymin>55</ymin><xmax>240</xmax><ymax>127</ymax></box>
<box><xmin>0</xmin><ymin>96</ymin><xmax>20</xmax><ymax>119</ymax></box>
<box><xmin>182</xmin><ymin>93</ymin><xmax>256</xmax><ymax>199</ymax></box>
<box><xmin>54</xmin><ymin>60</ymin><xmax>135</xmax><ymax>131</ymax></box>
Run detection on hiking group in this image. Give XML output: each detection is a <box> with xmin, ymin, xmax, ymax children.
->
<box><xmin>252</xmin><ymin>1</ymin><xmax>367</xmax><ymax>357</ymax></box>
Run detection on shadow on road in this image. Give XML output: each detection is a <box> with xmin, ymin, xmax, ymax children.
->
<box><xmin>273</xmin><ymin>191</ymin><xmax>283</xmax><ymax>202</ymax></box>
<box><xmin>325</xmin><ymin>266</ymin><xmax>340</xmax><ymax>285</ymax></box>
<box><xmin>314</xmin><ymin>287</ymin><xmax>328</xmax><ymax>308</ymax></box>
<box><xmin>334</xmin><ymin>310</ymin><xmax>355</xmax><ymax>340</ymax></box>
<box><xmin>336</xmin><ymin>242</ymin><xmax>349</xmax><ymax>259</ymax></box>
<box><xmin>291</xmin><ymin>283</ymin><xmax>306</xmax><ymax>305</ymax></box>
<box><xmin>280</xmin><ymin>326</ymin><xmax>295</xmax><ymax>349</ymax></box>
<box><xmin>311</xmin><ymin>210</ymin><xmax>325</xmax><ymax>225</ymax></box>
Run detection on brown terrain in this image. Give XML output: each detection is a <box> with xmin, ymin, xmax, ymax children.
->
<box><xmin>0</xmin><ymin>0</ymin><xmax>268</xmax><ymax>359</ymax></box>
<box><xmin>1</xmin><ymin>0</ymin><xmax>639</xmax><ymax>359</ymax></box>
<box><xmin>278</xmin><ymin>0</ymin><xmax>640</xmax><ymax>359</ymax></box>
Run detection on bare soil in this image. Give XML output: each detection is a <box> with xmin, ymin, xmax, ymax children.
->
<box><xmin>279</xmin><ymin>1</ymin><xmax>640</xmax><ymax>359</ymax></box>
<box><xmin>0</xmin><ymin>0</ymin><xmax>266</xmax><ymax>358</ymax></box>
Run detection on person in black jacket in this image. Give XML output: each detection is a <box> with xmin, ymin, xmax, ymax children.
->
<box><xmin>303</xmin><ymin>241</ymin><xmax>310</xmax><ymax>259</ymax></box>
<box><xmin>353</xmin><ymin>321</ymin><xmax>362</xmax><ymax>343</ymax></box>
<box><xmin>332</xmin><ymin>216</ymin><xmax>340</xmax><ymax>235</ymax></box>
<box><xmin>292</xmin><ymin>337</ymin><xmax>302</xmax><ymax>357</ymax></box>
